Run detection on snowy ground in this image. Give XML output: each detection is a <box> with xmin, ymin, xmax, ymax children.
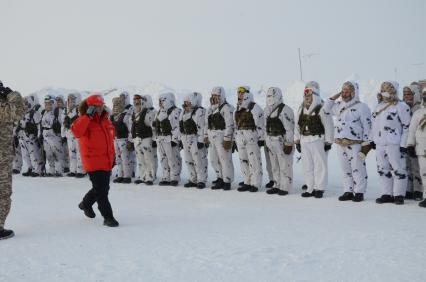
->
<box><xmin>1</xmin><ymin>151</ymin><xmax>426</xmax><ymax>282</ymax></box>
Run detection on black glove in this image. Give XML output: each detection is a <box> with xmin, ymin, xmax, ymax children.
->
<box><xmin>370</xmin><ymin>142</ymin><xmax>376</xmax><ymax>150</ymax></box>
<box><xmin>197</xmin><ymin>142</ymin><xmax>205</xmax><ymax>149</ymax></box>
<box><xmin>152</xmin><ymin>141</ymin><xmax>157</xmax><ymax>148</ymax></box>
<box><xmin>324</xmin><ymin>144</ymin><xmax>332</xmax><ymax>152</ymax></box>
<box><xmin>86</xmin><ymin>106</ymin><xmax>97</xmax><ymax>117</ymax></box>
<box><xmin>171</xmin><ymin>141</ymin><xmax>177</xmax><ymax>147</ymax></box>
<box><xmin>296</xmin><ymin>143</ymin><xmax>301</xmax><ymax>153</ymax></box>
<box><xmin>232</xmin><ymin>141</ymin><xmax>238</xmax><ymax>153</ymax></box>
<box><xmin>407</xmin><ymin>146</ymin><xmax>416</xmax><ymax>158</ymax></box>
<box><xmin>400</xmin><ymin>147</ymin><xmax>407</xmax><ymax>154</ymax></box>
<box><xmin>178</xmin><ymin>141</ymin><xmax>183</xmax><ymax>150</ymax></box>
<box><xmin>258</xmin><ymin>140</ymin><xmax>265</xmax><ymax>147</ymax></box>
<box><xmin>14</xmin><ymin>136</ymin><xmax>19</xmax><ymax>148</ymax></box>
<box><xmin>62</xmin><ymin>137</ymin><xmax>67</xmax><ymax>144</ymax></box>
<box><xmin>37</xmin><ymin>136</ymin><xmax>44</xmax><ymax>146</ymax></box>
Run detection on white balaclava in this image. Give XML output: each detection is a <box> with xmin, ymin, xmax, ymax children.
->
<box><xmin>211</xmin><ymin>86</ymin><xmax>226</xmax><ymax>110</ymax></box>
<box><xmin>159</xmin><ymin>92</ymin><xmax>175</xmax><ymax>110</ymax></box>
<box><xmin>266</xmin><ymin>87</ymin><xmax>283</xmax><ymax>109</ymax></box>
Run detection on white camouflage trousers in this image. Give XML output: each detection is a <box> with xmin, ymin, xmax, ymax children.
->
<box><xmin>418</xmin><ymin>156</ymin><xmax>426</xmax><ymax>197</ymax></box>
<box><xmin>134</xmin><ymin>137</ymin><xmax>157</xmax><ymax>182</ymax></box>
<box><xmin>337</xmin><ymin>143</ymin><xmax>368</xmax><ymax>194</ymax></box>
<box><xmin>376</xmin><ymin>144</ymin><xmax>407</xmax><ymax>197</ymax></box>
<box><xmin>208</xmin><ymin>131</ymin><xmax>234</xmax><ymax>183</ymax></box>
<box><xmin>182</xmin><ymin>134</ymin><xmax>208</xmax><ymax>184</ymax></box>
<box><xmin>236</xmin><ymin>132</ymin><xmax>262</xmax><ymax>188</ymax></box>
<box><xmin>19</xmin><ymin>135</ymin><xmax>43</xmax><ymax>174</ymax></box>
<box><xmin>13</xmin><ymin>141</ymin><xmax>22</xmax><ymax>171</ymax></box>
<box><xmin>301</xmin><ymin>139</ymin><xmax>327</xmax><ymax>193</ymax></box>
<box><xmin>114</xmin><ymin>138</ymin><xmax>132</xmax><ymax>178</ymax></box>
<box><xmin>265</xmin><ymin>136</ymin><xmax>293</xmax><ymax>191</ymax></box>
<box><xmin>43</xmin><ymin>135</ymin><xmax>64</xmax><ymax>174</ymax></box>
<box><xmin>405</xmin><ymin>155</ymin><xmax>423</xmax><ymax>193</ymax></box>
<box><xmin>67</xmin><ymin>135</ymin><xmax>84</xmax><ymax>174</ymax></box>
<box><xmin>158</xmin><ymin>139</ymin><xmax>181</xmax><ymax>182</ymax></box>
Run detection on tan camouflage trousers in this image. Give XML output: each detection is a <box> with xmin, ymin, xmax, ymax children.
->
<box><xmin>0</xmin><ymin>136</ymin><xmax>13</xmax><ymax>229</ymax></box>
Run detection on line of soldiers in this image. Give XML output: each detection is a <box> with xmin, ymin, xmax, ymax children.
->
<box><xmin>13</xmin><ymin>81</ymin><xmax>426</xmax><ymax>207</ymax></box>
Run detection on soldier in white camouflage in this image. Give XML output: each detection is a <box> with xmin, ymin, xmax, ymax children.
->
<box><xmin>0</xmin><ymin>81</ymin><xmax>25</xmax><ymax>240</ymax></box>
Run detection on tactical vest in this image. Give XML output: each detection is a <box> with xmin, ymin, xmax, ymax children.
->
<box><xmin>298</xmin><ymin>105</ymin><xmax>325</xmax><ymax>136</ymax></box>
<box><xmin>154</xmin><ymin>106</ymin><xmax>176</xmax><ymax>136</ymax></box>
<box><xmin>111</xmin><ymin>112</ymin><xmax>129</xmax><ymax>139</ymax></box>
<box><xmin>25</xmin><ymin>109</ymin><xmax>38</xmax><ymax>136</ymax></box>
<box><xmin>266</xmin><ymin>103</ymin><xmax>286</xmax><ymax>136</ymax></box>
<box><xmin>235</xmin><ymin>102</ymin><xmax>256</xmax><ymax>130</ymax></box>
<box><xmin>208</xmin><ymin>103</ymin><xmax>227</xmax><ymax>130</ymax></box>
<box><xmin>131</xmin><ymin>108</ymin><xmax>153</xmax><ymax>139</ymax></box>
<box><xmin>180</xmin><ymin>107</ymin><xmax>199</xmax><ymax>135</ymax></box>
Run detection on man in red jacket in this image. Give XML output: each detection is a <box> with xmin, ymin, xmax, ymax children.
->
<box><xmin>71</xmin><ymin>94</ymin><xmax>119</xmax><ymax>227</ymax></box>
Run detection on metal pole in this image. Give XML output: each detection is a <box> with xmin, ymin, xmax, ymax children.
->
<box><xmin>298</xmin><ymin>48</ymin><xmax>303</xmax><ymax>81</ymax></box>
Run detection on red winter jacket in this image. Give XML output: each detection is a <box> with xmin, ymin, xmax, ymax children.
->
<box><xmin>71</xmin><ymin>111</ymin><xmax>115</xmax><ymax>172</ymax></box>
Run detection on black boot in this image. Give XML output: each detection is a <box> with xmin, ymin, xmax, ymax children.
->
<box><xmin>75</xmin><ymin>173</ymin><xmax>86</xmax><ymax>178</ymax></box>
<box><xmin>0</xmin><ymin>229</ymin><xmax>15</xmax><ymax>240</ymax></box>
<box><xmin>212</xmin><ymin>178</ymin><xmax>222</xmax><ymax>185</ymax></box>
<box><xmin>12</xmin><ymin>169</ymin><xmax>20</xmax><ymax>174</ymax></box>
<box><xmin>103</xmin><ymin>217</ymin><xmax>119</xmax><ymax>227</ymax></box>
<box><xmin>170</xmin><ymin>180</ymin><xmax>179</xmax><ymax>186</ymax></box>
<box><xmin>394</xmin><ymin>196</ymin><xmax>404</xmax><ymax>205</ymax></box>
<box><xmin>222</xmin><ymin>183</ymin><xmax>231</xmax><ymax>191</ymax></box>
<box><xmin>405</xmin><ymin>191</ymin><xmax>414</xmax><ymax>200</ymax></box>
<box><xmin>301</xmin><ymin>184</ymin><xmax>308</xmax><ymax>190</ymax></box>
<box><xmin>376</xmin><ymin>194</ymin><xmax>394</xmax><ymax>204</ymax></box>
<box><xmin>278</xmin><ymin>189</ymin><xmax>289</xmax><ymax>196</ymax></box>
<box><xmin>237</xmin><ymin>184</ymin><xmax>250</xmax><ymax>192</ymax></box>
<box><xmin>301</xmin><ymin>191</ymin><xmax>315</xmax><ymax>198</ymax></box>
<box><xmin>67</xmin><ymin>172</ymin><xmax>76</xmax><ymax>177</ymax></box>
<box><xmin>64</xmin><ymin>167</ymin><xmax>70</xmax><ymax>173</ymax></box>
<box><xmin>22</xmin><ymin>169</ymin><xmax>32</xmax><ymax>177</ymax></box>
<box><xmin>184</xmin><ymin>182</ymin><xmax>197</xmax><ymax>188</ymax></box>
<box><xmin>78</xmin><ymin>202</ymin><xmax>96</xmax><ymax>218</ymax></box>
<box><xmin>197</xmin><ymin>182</ymin><xmax>206</xmax><ymax>189</ymax></box>
<box><xmin>413</xmin><ymin>191</ymin><xmax>424</xmax><ymax>201</ymax></box>
<box><xmin>238</xmin><ymin>181</ymin><xmax>244</xmax><ymax>186</ymax></box>
<box><xmin>266</xmin><ymin>188</ymin><xmax>280</xmax><ymax>195</ymax></box>
<box><xmin>30</xmin><ymin>172</ymin><xmax>40</xmax><ymax>177</ymax></box>
<box><xmin>121</xmin><ymin>178</ymin><xmax>131</xmax><ymax>184</ymax></box>
<box><xmin>159</xmin><ymin>181</ymin><xmax>170</xmax><ymax>186</ymax></box>
<box><xmin>352</xmin><ymin>193</ymin><xmax>364</xmax><ymax>202</ymax></box>
<box><xmin>145</xmin><ymin>181</ymin><xmax>153</xmax><ymax>186</ymax></box>
<box><xmin>338</xmin><ymin>192</ymin><xmax>354</xmax><ymax>201</ymax></box>
<box><xmin>134</xmin><ymin>179</ymin><xmax>144</xmax><ymax>184</ymax></box>
<box><xmin>419</xmin><ymin>199</ymin><xmax>426</xmax><ymax>208</ymax></box>
<box><xmin>265</xmin><ymin>180</ymin><xmax>275</xmax><ymax>188</ymax></box>
<box><xmin>249</xmin><ymin>186</ymin><xmax>258</xmax><ymax>192</ymax></box>
<box><xmin>314</xmin><ymin>190</ymin><xmax>324</xmax><ymax>198</ymax></box>
<box><xmin>211</xmin><ymin>179</ymin><xmax>224</xmax><ymax>190</ymax></box>
<box><xmin>113</xmin><ymin>177</ymin><xmax>123</xmax><ymax>183</ymax></box>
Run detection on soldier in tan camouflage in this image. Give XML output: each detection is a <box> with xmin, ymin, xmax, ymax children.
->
<box><xmin>0</xmin><ymin>81</ymin><xmax>25</xmax><ymax>240</ymax></box>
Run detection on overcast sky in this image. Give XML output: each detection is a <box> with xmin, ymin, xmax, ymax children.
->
<box><xmin>1</xmin><ymin>0</ymin><xmax>425</xmax><ymax>94</ymax></box>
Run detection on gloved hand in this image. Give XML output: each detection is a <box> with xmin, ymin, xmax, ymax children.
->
<box><xmin>152</xmin><ymin>141</ymin><xmax>157</xmax><ymax>148</ymax></box>
<box><xmin>197</xmin><ymin>142</ymin><xmax>205</xmax><ymax>149</ymax></box>
<box><xmin>204</xmin><ymin>137</ymin><xmax>210</xmax><ymax>146</ymax></box>
<box><xmin>232</xmin><ymin>141</ymin><xmax>238</xmax><ymax>153</ymax></box>
<box><xmin>370</xmin><ymin>141</ymin><xmax>376</xmax><ymax>150</ymax></box>
<box><xmin>400</xmin><ymin>147</ymin><xmax>407</xmax><ymax>154</ymax></box>
<box><xmin>178</xmin><ymin>141</ymin><xmax>183</xmax><ymax>151</ymax></box>
<box><xmin>295</xmin><ymin>143</ymin><xmax>301</xmax><ymax>153</ymax></box>
<box><xmin>407</xmin><ymin>146</ymin><xmax>416</xmax><ymax>158</ymax></box>
<box><xmin>324</xmin><ymin>143</ymin><xmax>332</xmax><ymax>152</ymax></box>
<box><xmin>86</xmin><ymin>106</ymin><xmax>97</xmax><ymax>118</ymax></box>
<box><xmin>283</xmin><ymin>145</ymin><xmax>293</xmax><ymax>155</ymax></box>
<box><xmin>126</xmin><ymin>141</ymin><xmax>135</xmax><ymax>151</ymax></box>
<box><xmin>62</xmin><ymin>137</ymin><xmax>67</xmax><ymax>144</ymax></box>
<box><xmin>358</xmin><ymin>143</ymin><xmax>373</xmax><ymax>160</ymax></box>
<box><xmin>258</xmin><ymin>140</ymin><xmax>265</xmax><ymax>147</ymax></box>
<box><xmin>223</xmin><ymin>140</ymin><xmax>232</xmax><ymax>151</ymax></box>
<box><xmin>171</xmin><ymin>141</ymin><xmax>177</xmax><ymax>147</ymax></box>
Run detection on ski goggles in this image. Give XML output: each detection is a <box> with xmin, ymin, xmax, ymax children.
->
<box><xmin>237</xmin><ymin>87</ymin><xmax>249</xmax><ymax>94</ymax></box>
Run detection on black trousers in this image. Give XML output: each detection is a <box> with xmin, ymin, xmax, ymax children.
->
<box><xmin>82</xmin><ymin>170</ymin><xmax>114</xmax><ymax>219</ymax></box>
